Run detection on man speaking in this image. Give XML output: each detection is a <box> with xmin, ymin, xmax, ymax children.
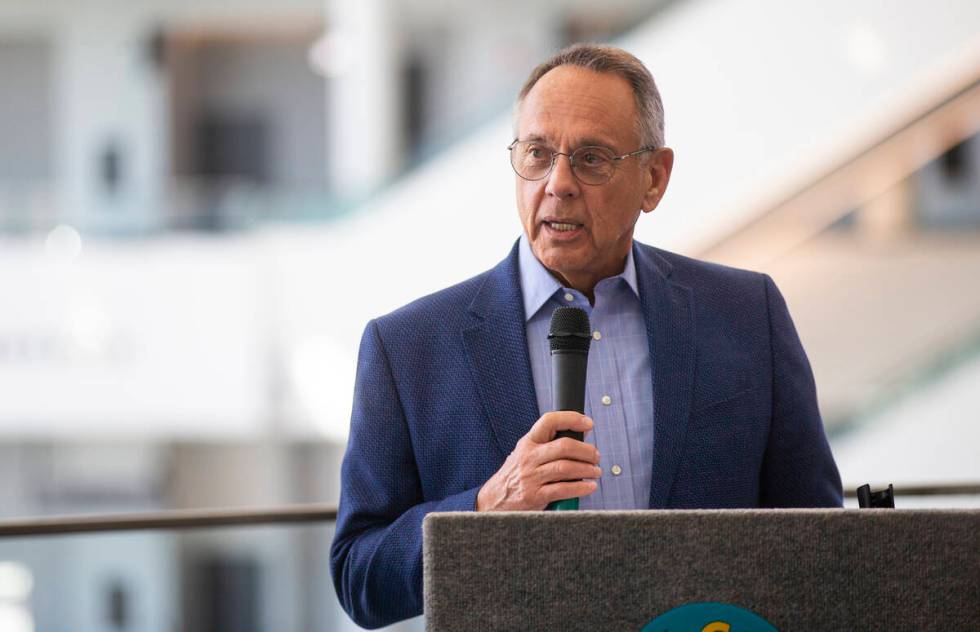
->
<box><xmin>331</xmin><ymin>43</ymin><xmax>842</xmax><ymax>629</ymax></box>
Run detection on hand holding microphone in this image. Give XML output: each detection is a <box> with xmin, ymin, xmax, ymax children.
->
<box><xmin>476</xmin><ymin>306</ymin><xmax>597</xmax><ymax>512</ymax></box>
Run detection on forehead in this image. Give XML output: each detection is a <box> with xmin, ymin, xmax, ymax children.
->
<box><xmin>517</xmin><ymin>65</ymin><xmax>639</xmax><ymax>149</ymax></box>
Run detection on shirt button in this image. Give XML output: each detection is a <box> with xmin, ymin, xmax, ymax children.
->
<box><xmin>564</xmin><ymin>292</ymin><xmax>574</xmax><ymax>302</ymax></box>
<box><xmin>611</xmin><ymin>464</ymin><xmax>623</xmax><ymax>476</ymax></box>
<box><xmin>601</xmin><ymin>395</ymin><xmax>612</xmax><ymax>406</ymax></box>
<box><xmin>593</xmin><ymin>330</ymin><xmax>602</xmax><ymax>340</ymax></box>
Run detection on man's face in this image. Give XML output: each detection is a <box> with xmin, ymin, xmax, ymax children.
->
<box><xmin>514</xmin><ymin>65</ymin><xmax>672</xmax><ymax>291</ymax></box>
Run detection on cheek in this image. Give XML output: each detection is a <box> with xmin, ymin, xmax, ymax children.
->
<box><xmin>587</xmin><ymin>191</ymin><xmax>637</xmax><ymax>240</ymax></box>
<box><xmin>516</xmin><ymin>182</ymin><xmax>541</xmax><ymax>224</ymax></box>
<box><xmin>582</xmin><ymin>190</ymin><xmax>612</xmax><ymax>229</ymax></box>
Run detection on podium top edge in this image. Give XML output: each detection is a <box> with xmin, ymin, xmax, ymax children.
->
<box><xmin>423</xmin><ymin>507</ymin><xmax>980</xmax><ymax>523</ymax></box>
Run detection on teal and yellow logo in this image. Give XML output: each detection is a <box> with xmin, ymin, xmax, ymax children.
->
<box><xmin>642</xmin><ymin>602</ymin><xmax>777</xmax><ymax>632</ymax></box>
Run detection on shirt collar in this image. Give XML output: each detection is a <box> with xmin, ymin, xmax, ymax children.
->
<box><xmin>517</xmin><ymin>233</ymin><xmax>640</xmax><ymax>322</ymax></box>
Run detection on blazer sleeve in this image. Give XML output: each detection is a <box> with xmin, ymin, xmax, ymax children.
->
<box><xmin>330</xmin><ymin>319</ymin><xmax>481</xmax><ymax>630</ymax></box>
<box><xmin>759</xmin><ymin>274</ymin><xmax>844</xmax><ymax>507</ymax></box>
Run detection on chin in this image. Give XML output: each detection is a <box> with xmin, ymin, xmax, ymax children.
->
<box><xmin>536</xmin><ymin>250</ymin><xmax>584</xmax><ymax>277</ymax></box>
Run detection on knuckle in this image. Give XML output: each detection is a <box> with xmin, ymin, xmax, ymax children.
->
<box><xmin>555</xmin><ymin>461</ymin><xmax>572</xmax><ymax>477</ymax></box>
<box><xmin>559</xmin><ymin>411</ymin><xmax>580</xmax><ymax>426</ymax></box>
<box><xmin>556</xmin><ymin>437</ymin><xmax>577</xmax><ymax>452</ymax></box>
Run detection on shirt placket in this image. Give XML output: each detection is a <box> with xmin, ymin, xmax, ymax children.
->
<box><xmin>590</xmin><ymin>308</ymin><xmax>633</xmax><ymax>509</ymax></box>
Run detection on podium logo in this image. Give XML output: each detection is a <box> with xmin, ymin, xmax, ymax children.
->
<box><xmin>642</xmin><ymin>602</ymin><xmax>778</xmax><ymax>631</ymax></box>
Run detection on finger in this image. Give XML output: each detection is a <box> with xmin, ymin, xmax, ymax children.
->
<box><xmin>538</xmin><ymin>480</ymin><xmax>598</xmax><ymax>505</ymax></box>
<box><xmin>527</xmin><ymin>411</ymin><xmax>593</xmax><ymax>444</ymax></box>
<box><xmin>533</xmin><ymin>437</ymin><xmax>600</xmax><ymax>467</ymax></box>
<box><xmin>535</xmin><ymin>459</ymin><xmax>603</xmax><ymax>485</ymax></box>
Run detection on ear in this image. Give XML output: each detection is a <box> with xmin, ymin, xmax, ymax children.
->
<box><xmin>640</xmin><ymin>147</ymin><xmax>674</xmax><ymax>213</ymax></box>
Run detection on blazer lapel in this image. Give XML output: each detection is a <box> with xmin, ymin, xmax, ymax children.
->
<box><xmin>462</xmin><ymin>242</ymin><xmax>541</xmax><ymax>460</ymax></box>
<box><xmin>635</xmin><ymin>243</ymin><xmax>696</xmax><ymax>509</ymax></box>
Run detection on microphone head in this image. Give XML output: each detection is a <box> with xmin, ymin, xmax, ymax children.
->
<box><xmin>548</xmin><ymin>306</ymin><xmax>591</xmax><ymax>353</ymax></box>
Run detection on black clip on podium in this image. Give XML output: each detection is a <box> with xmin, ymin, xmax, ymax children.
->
<box><xmin>857</xmin><ymin>483</ymin><xmax>895</xmax><ymax>508</ymax></box>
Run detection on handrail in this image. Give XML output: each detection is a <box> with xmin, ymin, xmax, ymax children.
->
<box><xmin>1</xmin><ymin>483</ymin><xmax>979</xmax><ymax>538</ymax></box>
<box><xmin>0</xmin><ymin>503</ymin><xmax>337</xmax><ymax>538</ymax></box>
<box><xmin>842</xmin><ymin>482</ymin><xmax>980</xmax><ymax>499</ymax></box>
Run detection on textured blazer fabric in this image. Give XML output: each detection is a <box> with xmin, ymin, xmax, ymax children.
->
<box><xmin>330</xmin><ymin>239</ymin><xmax>843</xmax><ymax>629</ymax></box>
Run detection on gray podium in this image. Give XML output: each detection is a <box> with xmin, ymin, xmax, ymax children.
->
<box><xmin>423</xmin><ymin>509</ymin><xmax>979</xmax><ymax>631</ymax></box>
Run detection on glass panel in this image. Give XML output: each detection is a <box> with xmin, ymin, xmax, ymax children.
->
<box><xmin>0</xmin><ymin>523</ymin><xmax>424</xmax><ymax>632</ymax></box>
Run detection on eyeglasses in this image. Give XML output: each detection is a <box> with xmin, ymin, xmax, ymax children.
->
<box><xmin>507</xmin><ymin>139</ymin><xmax>654</xmax><ymax>186</ymax></box>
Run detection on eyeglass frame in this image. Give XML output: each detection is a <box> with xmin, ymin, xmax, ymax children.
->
<box><xmin>507</xmin><ymin>138</ymin><xmax>656</xmax><ymax>185</ymax></box>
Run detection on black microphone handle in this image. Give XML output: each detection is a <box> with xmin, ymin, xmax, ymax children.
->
<box><xmin>551</xmin><ymin>349</ymin><xmax>588</xmax><ymax>442</ymax></box>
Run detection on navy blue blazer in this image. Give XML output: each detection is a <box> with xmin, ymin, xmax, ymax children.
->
<box><xmin>330</xmin><ymin>240</ymin><xmax>842</xmax><ymax>629</ymax></box>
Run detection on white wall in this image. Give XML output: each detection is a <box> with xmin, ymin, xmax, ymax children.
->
<box><xmin>0</xmin><ymin>235</ymin><xmax>271</xmax><ymax>438</ymax></box>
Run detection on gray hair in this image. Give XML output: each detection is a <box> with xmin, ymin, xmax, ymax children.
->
<box><xmin>514</xmin><ymin>43</ymin><xmax>665</xmax><ymax>149</ymax></box>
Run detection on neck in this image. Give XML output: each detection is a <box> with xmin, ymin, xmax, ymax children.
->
<box><xmin>552</xmin><ymin>271</ymin><xmax>597</xmax><ymax>304</ymax></box>
<box><xmin>548</xmin><ymin>251</ymin><xmax>630</xmax><ymax>306</ymax></box>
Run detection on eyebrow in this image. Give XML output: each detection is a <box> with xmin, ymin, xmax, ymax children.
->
<box><xmin>521</xmin><ymin>134</ymin><xmax>620</xmax><ymax>152</ymax></box>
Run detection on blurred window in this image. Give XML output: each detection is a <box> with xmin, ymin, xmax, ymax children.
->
<box><xmin>918</xmin><ymin>134</ymin><xmax>980</xmax><ymax>228</ymax></box>
<box><xmin>0</xmin><ymin>562</ymin><xmax>33</xmax><ymax>632</ymax></box>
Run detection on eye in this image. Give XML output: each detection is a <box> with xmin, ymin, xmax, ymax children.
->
<box><xmin>577</xmin><ymin>148</ymin><xmax>609</xmax><ymax>166</ymax></box>
<box><xmin>524</xmin><ymin>144</ymin><xmax>551</xmax><ymax>163</ymax></box>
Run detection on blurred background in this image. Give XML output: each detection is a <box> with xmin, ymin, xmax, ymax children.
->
<box><xmin>1</xmin><ymin>0</ymin><xmax>979</xmax><ymax>630</ymax></box>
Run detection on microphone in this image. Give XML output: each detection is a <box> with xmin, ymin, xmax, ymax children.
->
<box><xmin>546</xmin><ymin>306</ymin><xmax>592</xmax><ymax>511</ymax></box>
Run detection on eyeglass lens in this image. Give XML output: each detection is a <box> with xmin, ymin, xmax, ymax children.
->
<box><xmin>510</xmin><ymin>142</ymin><xmax>616</xmax><ymax>185</ymax></box>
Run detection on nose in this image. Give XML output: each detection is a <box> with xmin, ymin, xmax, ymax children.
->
<box><xmin>545</xmin><ymin>152</ymin><xmax>580</xmax><ymax>199</ymax></box>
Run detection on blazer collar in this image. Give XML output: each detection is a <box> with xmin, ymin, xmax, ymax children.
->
<box><xmin>462</xmin><ymin>241</ymin><xmax>541</xmax><ymax>459</ymax></box>
<box><xmin>633</xmin><ymin>242</ymin><xmax>695</xmax><ymax>509</ymax></box>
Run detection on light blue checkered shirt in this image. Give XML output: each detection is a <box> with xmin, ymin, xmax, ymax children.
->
<box><xmin>518</xmin><ymin>235</ymin><xmax>655</xmax><ymax>510</ymax></box>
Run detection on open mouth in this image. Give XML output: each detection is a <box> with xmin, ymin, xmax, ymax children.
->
<box><xmin>543</xmin><ymin>220</ymin><xmax>583</xmax><ymax>233</ymax></box>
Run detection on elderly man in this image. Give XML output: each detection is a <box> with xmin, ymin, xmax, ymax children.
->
<box><xmin>331</xmin><ymin>44</ymin><xmax>842</xmax><ymax>629</ymax></box>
